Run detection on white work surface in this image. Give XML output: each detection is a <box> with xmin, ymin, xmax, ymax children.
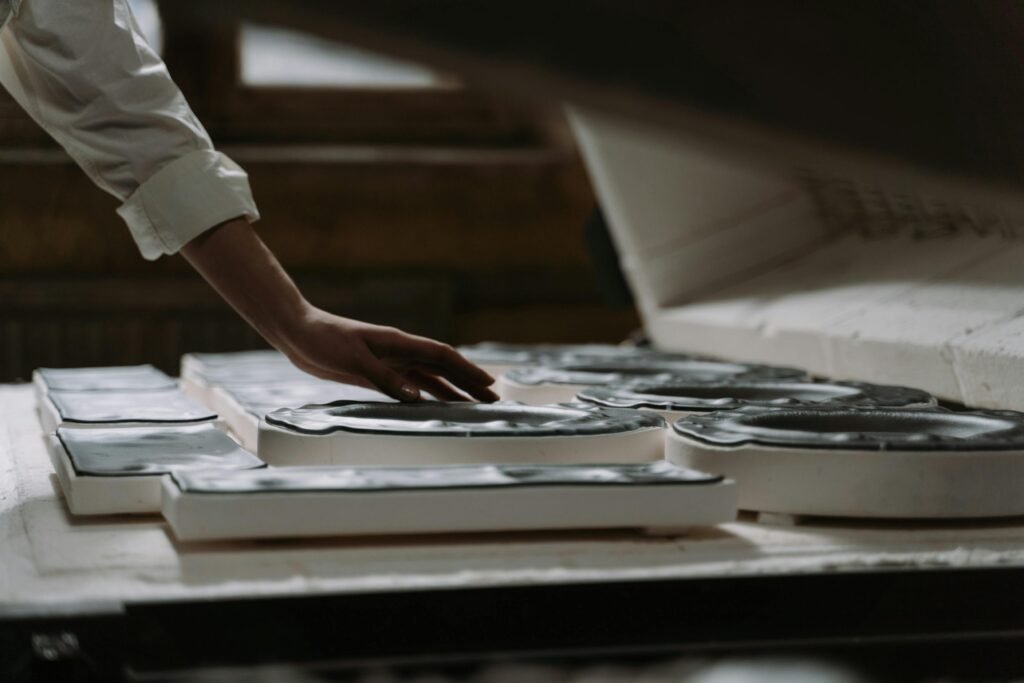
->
<box><xmin>4</xmin><ymin>383</ymin><xmax>1024</xmax><ymax>614</ymax></box>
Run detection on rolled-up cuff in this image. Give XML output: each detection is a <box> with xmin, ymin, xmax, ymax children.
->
<box><xmin>117</xmin><ymin>149</ymin><xmax>260</xmax><ymax>260</ymax></box>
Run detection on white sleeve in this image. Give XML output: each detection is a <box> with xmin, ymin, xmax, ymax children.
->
<box><xmin>0</xmin><ymin>0</ymin><xmax>259</xmax><ymax>260</ymax></box>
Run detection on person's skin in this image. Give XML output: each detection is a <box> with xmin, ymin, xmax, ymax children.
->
<box><xmin>181</xmin><ymin>216</ymin><xmax>499</xmax><ymax>403</ymax></box>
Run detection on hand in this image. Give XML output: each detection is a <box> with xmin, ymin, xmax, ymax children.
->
<box><xmin>181</xmin><ymin>217</ymin><xmax>498</xmax><ymax>402</ymax></box>
<box><xmin>279</xmin><ymin>305</ymin><xmax>498</xmax><ymax>402</ymax></box>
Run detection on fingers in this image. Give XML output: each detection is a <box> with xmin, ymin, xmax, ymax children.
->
<box><xmin>289</xmin><ymin>356</ymin><xmax>380</xmax><ymax>392</ymax></box>
<box><xmin>405</xmin><ymin>368</ymin><xmax>471</xmax><ymax>402</ymax></box>
<box><xmin>356</xmin><ymin>354</ymin><xmax>421</xmax><ymax>402</ymax></box>
<box><xmin>368</xmin><ymin>331</ymin><xmax>497</xmax><ymax>400</ymax></box>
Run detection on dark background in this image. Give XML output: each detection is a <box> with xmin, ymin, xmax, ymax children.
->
<box><xmin>0</xmin><ymin>1</ymin><xmax>637</xmax><ymax>382</ymax></box>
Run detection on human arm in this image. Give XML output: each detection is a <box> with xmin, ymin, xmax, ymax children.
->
<box><xmin>181</xmin><ymin>217</ymin><xmax>498</xmax><ymax>402</ymax></box>
<box><xmin>0</xmin><ymin>0</ymin><xmax>496</xmax><ymax>401</ymax></box>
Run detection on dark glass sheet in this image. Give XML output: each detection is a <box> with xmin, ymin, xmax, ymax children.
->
<box><xmin>672</xmin><ymin>406</ymin><xmax>1024</xmax><ymax>451</ymax></box>
<box><xmin>580</xmin><ymin>380</ymin><xmax>933</xmax><ymax>412</ymax></box>
<box><xmin>49</xmin><ymin>389</ymin><xmax>216</xmax><ymax>424</ymax></box>
<box><xmin>58</xmin><ymin>424</ymin><xmax>264</xmax><ymax>477</ymax></box>
<box><xmin>266</xmin><ymin>401</ymin><xmax>665</xmax><ymax>436</ymax></box>
<box><xmin>37</xmin><ymin>365</ymin><xmax>176</xmax><ymax>392</ymax></box>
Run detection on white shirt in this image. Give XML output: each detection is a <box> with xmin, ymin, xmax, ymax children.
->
<box><xmin>0</xmin><ymin>0</ymin><xmax>259</xmax><ymax>260</ymax></box>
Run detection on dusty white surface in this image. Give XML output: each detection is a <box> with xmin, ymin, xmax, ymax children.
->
<box><xmin>5</xmin><ymin>384</ymin><xmax>1024</xmax><ymax>612</ymax></box>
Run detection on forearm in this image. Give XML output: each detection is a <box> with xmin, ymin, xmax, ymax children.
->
<box><xmin>181</xmin><ymin>217</ymin><xmax>307</xmax><ymax>354</ymax></box>
<box><xmin>181</xmin><ymin>217</ymin><xmax>498</xmax><ymax>402</ymax></box>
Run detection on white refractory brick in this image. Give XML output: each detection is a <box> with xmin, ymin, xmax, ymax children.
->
<box><xmin>161</xmin><ymin>462</ymin><xmax>737</xmax><ymax>542</ymax></box>
<box><xmin>568</xmin><ymin>106</ymin><xmax>826</xmax><ymax>311</ymax></box>
<box><xmin>824</xmin><ymin>241</ymin><xmax>1024</xmax><ymax>402</ymax></box>
<box><xmin>651</xmin><ymin>235</ymin><xmax>1003</xmax><ymax>371</ymax></box>
<box><xmin>953</xmin><ymin>314</ymin><xmax>1024</xmax><ymax>411</ymax></box>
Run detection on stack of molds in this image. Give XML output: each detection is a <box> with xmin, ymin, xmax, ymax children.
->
<box><xmin>48</xmin><ymin>423</ymin><xmax>264</xmax><ymax>515</ymax></box>
<box><xmin>668</xmin><ymin>406</ymin><xmax>1024</xmax><ymax>519</ymax></box>
<box><xmin>258</xmin><ymin>401</ymin><xmax>667</xmax><ymax>467</ymax></box>
<box><xmin>578</xmin><ymin>380</ymin><xmax>935</xmax><ymax>422</ymax></box>
<box><xmin>458</xmin><ymin>342</ymin><xmax>660</xmax><ymax>378</ymax></box>
<box><xmin>179</xmin><ymin>350</ymin><xmax>314</xmax><ymax>404</ymax></box>
<box><xmin>34</xmin><ymin>365</ymin><xmax>217</xmax><ymax>433</ymax></box>
<box><xmin>161</xmin><ymin>461</ymin><xmax>737</xmax><ymax>541</ymax></box>
<box><xmin>499</xmin><ymin>358</ymin><xmax>808</xmax><ymax>404</ymax></box>
<box><xmin>211</xmin><ymin>382</ymin><xmax>391</xmax><ymax>452</ymax></box>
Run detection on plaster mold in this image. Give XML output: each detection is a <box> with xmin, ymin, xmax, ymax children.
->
<box><xmin>33</xmin><ymin>365</ymin><xmax>176</xmax><ymax>404</ymax></box>
<box><xmin>258</xmin><ymin>401</ymin><xmax>666</xmax><ymax>467</ymax></box>
<box><xmin>211</xmin><ymin>381</ymin><xmax>392</xmax><ymax>451</ymax></box>
<box><xmin>161</xmin><ymin>461</ymin><xmax>736</xmax><ymax>541</ymax></box>
<box><xmin>577</xmin><ymin>380</ymin><xmax>935</xmax><ymax>422</ymax></box>
<box><xmin>667</xmin><ymin>406</ymin><xmax>1024</xmax><ymax>518</ymax></box>
<box><xmin>38</xmin><ymin>389</ymin><xmax>218</xmax><ymax>433</ymax></box>
<box><xmin>48</xmin><ymin>424</ymin><xmax>264</xmax><ymax>516</ymax></box>
<box><xmin>499</xmin><ymin>359</ymin><xmax>808</xmax><ymax>404</ymax></box>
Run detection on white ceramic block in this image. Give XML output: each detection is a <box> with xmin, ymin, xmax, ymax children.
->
<box><xmin>211</xmin><ymin>381</ymin><xmax>392</xmax><ymax>451</ymax></box>
<box><xmin>38</xmin><ymin>389</ymin><xmax>218</xmax><ymax>434</ymax></box>
<box><xmin>952</xmin><ymin>314</ymin><xmax>1024</xmax><ymax>411</ymax></box>
<box><xmin>258</xmin><ymin>401</ymin><xmax>667</xmax><ymax>467</ymax></box>
<box><xmin>666</xmin><ymin>406</ymin><xmax>1024</xmax><ymax>519</ymax></box>
<box><xmin>161</xmin><ymin>461</ymin><xmax>737</xmax><ymax>541</ymax></box>
<box><xmin>822</xmin><ymin>241</ymin><xmax>1024</xmax><ymax>402</ymax></box>
<box><xmin>49</xmin><ymin>424</ymin><xmax>264</xmax><ymax>516</ymax></box>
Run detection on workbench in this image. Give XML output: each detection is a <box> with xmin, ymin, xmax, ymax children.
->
<box><xmin>4</xmin><ymin>383</ymin><xmax>1024</xmax><ymax>677</ymax></box>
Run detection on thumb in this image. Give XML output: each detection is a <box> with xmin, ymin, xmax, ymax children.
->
<box><xmin>360</xmin><ymin>354</ymin><xmax>421</xmax><ymax>401</ymax></box>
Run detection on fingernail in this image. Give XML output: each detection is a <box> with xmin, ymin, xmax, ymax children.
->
<box><xmin>401</xmin><ymin>385</ymin><xmax>420</xmax><ymax>399</ymax></box>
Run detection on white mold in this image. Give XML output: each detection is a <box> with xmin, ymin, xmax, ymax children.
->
<box><xmin>161</xmin><ymin>461</ymin><xmax>736</xmax><ymax>541</ymax></box>
<box><xmin>258</xmin><ymin>401</ymin><xmax>667</xmax><ymax>467</ymax></box>
<box><xmin>667</xmin><ymin>406</ymin><xmax>1024</xmax><ymax>519</ymax></box>
<box><xmin>211</xmin><ymin>381</ymin><xmax>391</xmax><ymax>451</ymax></box>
